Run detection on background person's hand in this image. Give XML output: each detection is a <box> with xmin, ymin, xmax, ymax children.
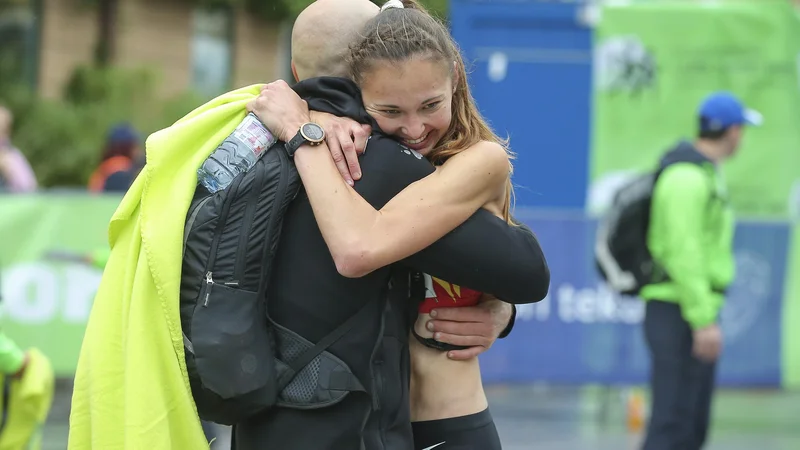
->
<box><xmin>12</xmin><ymin>351</ymin><xmax>29</xmax><ymax>379</ymax></box>
<box><xmin>692</xmin><ymin>323</ymin><xmax>723</xmax><ymax>362</ymax></box>
<box><xmin>310</xmin><ymin>111</ymin><xmax>370</xmax><ymax>185</ymax></box>
<box><xmin>426</xmin><ymin>295</ymin><xmax>513</xmax><ymax>360</ymax></box>
<box><xmin>246</xmin><ymin>81</ymin><xmax>310</xmax><ymax>143</ymax></box>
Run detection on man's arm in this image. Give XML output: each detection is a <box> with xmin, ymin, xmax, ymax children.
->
<box><xmin>353</xmin><ymin>135</ymin><xmax>550</xmax><ymax>305</ymax></box>
<box><xmin>652</xmin><ymin>164</ymin><xmax>716</xmax><ymax>329</ymax></box>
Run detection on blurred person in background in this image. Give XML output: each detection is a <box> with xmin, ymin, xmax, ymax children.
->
<box><xmin>0</xmin><ymin>273</ymin><xmax>54</xmax><ymax>449</ymax></box>
<box><xmin>101</xmin><ymin>155</ymin><xmax>145</xmax><ymax>193</ymax></box>
<box><xmin>640</xmin><ymin>92</ymin><xmax>760</xmax><ymax>450</ymax></box>
<box><xmin>87</xmin><ymin>123</ymin><xmax>143</xmax><ymax>193</ymax></box>
<box><xmin>0</xmin><ymin>105</ymin><xmax>37</xmax><ymax>193</ymax></box>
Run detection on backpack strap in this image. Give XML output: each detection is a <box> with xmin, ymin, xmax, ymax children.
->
<box><xmin>276</xmin><ymin>298</ymin><xmax>374</xmax><ymax>391</ymax></box>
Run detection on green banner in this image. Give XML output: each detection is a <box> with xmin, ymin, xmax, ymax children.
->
<box><xmin>590</xmin><ymin>0</ymin><xmax>800</xmax><ymax>218</ymax></box>
<box><xmin>0</xmin><ymin>194</ymin><xmax>121</xmax><ymax>377</ymax></box>
<box><xmin>784</xmin><ymin>224</ymin><xmax>800</xmax><ymax>389</ymax></box>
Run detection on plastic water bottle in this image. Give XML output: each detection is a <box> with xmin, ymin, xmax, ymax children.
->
<box><xmin>197</xmin><ymin>113</ymin><xmax>277</xmax><ymax>193</ymax></box>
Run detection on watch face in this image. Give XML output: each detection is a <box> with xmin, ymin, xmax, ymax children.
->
<box><xmin>302</xmin><ymin>123</ymin><xmax>325</xmax><ymax>141</ymax></box>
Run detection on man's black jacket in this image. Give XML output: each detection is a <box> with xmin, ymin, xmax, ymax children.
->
<box><xmin>233</xmin><ymin>77</ymin><xmax>549</xmax><ymax>450</ymax></box>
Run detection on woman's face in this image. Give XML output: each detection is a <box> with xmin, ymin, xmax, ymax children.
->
<box><xmin>361</xmin><ymin>57</ymin><xmax>454</xmax><ymax>156</ymax></box>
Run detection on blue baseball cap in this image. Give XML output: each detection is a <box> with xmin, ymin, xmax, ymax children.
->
<box><xmin>698</xmin><ymin>91</ymin><xmax>763</xmax><ymax>132</ymax></box>
<box><xmin>107</xmin><ymin>123</ymin><xmax>140</xmax><ymax>145</ymax></box>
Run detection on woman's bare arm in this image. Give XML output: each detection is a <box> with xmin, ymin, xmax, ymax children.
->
<box><xmin>249</xmin><ymin>80</ymin><xmax>510</xmax><ymax>277</ymax></box>
<box><xmin>294</xmin><ymin>140</ymin><xmax>510</xmax><ymax>277</ymax></box>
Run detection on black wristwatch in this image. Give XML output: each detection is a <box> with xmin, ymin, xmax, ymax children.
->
<box><xmin>285</xmin><ymin>122</ymin><xmax>325</xmax><ymax>157</ymax></box>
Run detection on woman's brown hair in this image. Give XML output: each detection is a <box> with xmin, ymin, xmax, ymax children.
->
<box><xmin>348</xmin><ymin>0</ymin><xmax>516</xmax><ymax>222</ymax></box>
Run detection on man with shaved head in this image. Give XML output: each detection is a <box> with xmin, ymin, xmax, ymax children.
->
<box><xmin>229</xmin><ymin>1</ymin><xmax>547</xmax><ymax>449</ymax></box>
<box><xmin>290</xmin><ymin>0</ymin><xmax>379</xmax><ymax>82</ymax></box>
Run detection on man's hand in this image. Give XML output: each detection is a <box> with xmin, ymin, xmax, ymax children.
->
<box><xmin>309</xmin><ymin>111</ymin><xmax>370</xmax><ymax>186</ymax></box>
<box><xmin>692</xmin><ymin>324</ymin><xmax>722</xmax><ymax>362</ymax></box>
<box><xmin>426</xmin><ymin>296</ymin><xmax>513</xmax><ymax>360</ymax></box>
<box><xmin>246</xmin><ymin>80</ymin><xmax>311</xmax><ymax>143</ymax></box>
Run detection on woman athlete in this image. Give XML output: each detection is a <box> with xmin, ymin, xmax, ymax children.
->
<box><xmin>249</xmin><ymin>1</ymin><xmax>546</xmax><ymax>448</ymax></box>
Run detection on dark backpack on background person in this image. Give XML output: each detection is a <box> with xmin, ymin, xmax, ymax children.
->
<box><xmin>595</xmin><ymin>155</ymin><xmax>708</xmax><ymax>296</ymax></box>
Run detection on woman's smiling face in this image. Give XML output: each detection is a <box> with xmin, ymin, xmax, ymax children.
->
<box><xmin>361</xmin><ymin>56</ymin><xmax>454</xmax><ymax>156</ymax></box>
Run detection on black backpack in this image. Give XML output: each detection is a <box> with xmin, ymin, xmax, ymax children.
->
<box><xmin>179</xmin><ymin>140</ymin><xmax>301</xmax><ymax>425</ymax></box>
<box><xmin>179</xmin><ymin>137</ymin><xmax>373</xmax><ymax>425</ymax></box>
<box><xmin>594</xmin><ymin>158</ymin><xmax>706</xmax><ymax>296</ymax></box>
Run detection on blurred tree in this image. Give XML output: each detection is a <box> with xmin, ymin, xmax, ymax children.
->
<box><xmin>81</xmin><ymin>0</ymin><xmax>448</xmax><ymax>69</ymax></box>
<box><xmin>95</xmin><ymin>0</ymin><xmax>119</xmax><ymax>66</ymax></box>
<box><xmin>0</xmin><ymin>0</ymin><xmax>450</xmax><ymax>187</ymax></box>
<box><xmin>81</xmin><ymin>0</ymin><xmax>449</xmax><ymax>67</ymax></box>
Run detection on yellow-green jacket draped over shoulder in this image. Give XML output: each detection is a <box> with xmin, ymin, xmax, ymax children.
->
<box><xmin>68</xmin><ymin>84</ymin><xmax>264</xmax><ymax>450</ymax></box>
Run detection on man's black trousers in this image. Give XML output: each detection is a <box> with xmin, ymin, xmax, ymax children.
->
<box><xmin>642</xmin><ymin>300</ymin><xmax>717</xmax><ymax>450</ymax></box>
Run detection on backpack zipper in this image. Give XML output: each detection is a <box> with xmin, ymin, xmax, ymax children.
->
<box><xmin>199</xmin><ymin>173</ymin><xmax>246</xmax><ymax>308</ymax></box>
<box><xmin>202</xmin><ymin>271</ymin><xmax>214</xmax><ymax>307</ymax></box>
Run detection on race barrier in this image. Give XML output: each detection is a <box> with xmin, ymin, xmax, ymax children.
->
<box><xmin>1</xmin><ymin>196</ymin><xmax>797</xmax><ymax>388</ymax></box>
<box><xmin>481</xmin><ymin>209</ymin><xmax>799</xmax><ymax>389</ymax></box>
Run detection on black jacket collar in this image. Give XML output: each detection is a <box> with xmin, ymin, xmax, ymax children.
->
<box><xmin>293</xmin><ymin>77</ymin><xmax>379</xmax><ymax>129</ymax></box>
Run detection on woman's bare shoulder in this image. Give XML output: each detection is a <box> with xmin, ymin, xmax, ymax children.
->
<box><xmin>444</xmin><ymin>140</ymin><xmax>510</xmax><ymax>174</ymax></box>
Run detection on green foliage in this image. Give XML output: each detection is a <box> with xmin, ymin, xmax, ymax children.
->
<box><xmin>0</xmin><ymin>65</ymin><xmax>205</xmax><ymax>188</ymax></box>
<box><xmin>0</xmin><ymin>0</ymin><xmax>450</xmax><ymax>188</ymax></box>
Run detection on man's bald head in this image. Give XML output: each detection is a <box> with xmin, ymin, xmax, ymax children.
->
<box><xmin>291</xmin><ymin>0</ymin><xmax>379</xmax><ymax>81</ymax></box>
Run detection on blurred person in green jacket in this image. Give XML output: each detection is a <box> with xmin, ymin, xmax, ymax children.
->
<box><xmin>0</xmin><ymin>334</ymin><xmax>28</xmax><ymax>380</ymax></box>
<box><xmin>0</xmin><ymin>336</ymin><xmax>54</xmax><ymax>450</ymax></box>
<box><xmin>640</xmin><ymin>92</ymin><xmax>761</xmax><ymax>450</ymax></box>
<box><xmin>0</xmin><ymin>277</ymin><xmax>54</xmax><ymax>450</ymax></box>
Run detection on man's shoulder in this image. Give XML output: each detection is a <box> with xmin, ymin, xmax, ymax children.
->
<box><xmin>351</xmin><ymin>134</ymin><xmax>434</xmax><ymax>205</ymax></box>
<box><xmin>359</xmin><ymin>134</ymin><xmax>429</xmax><ymax>168</ymax></box>
<box><xmin>653</xmin><ymin>163</ymin><xmax>712</xmax><ymax>206</ymax></box>
<box><xmin>657</xmin><ymin>163</ymin><xmax>709</xmax><ymax>190</ymax></box>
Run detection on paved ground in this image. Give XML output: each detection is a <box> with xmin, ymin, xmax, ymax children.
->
<box><xmin>44</xmin><ymin>381</ymin><xmax>800</xmax><ymax>449</ymax></box>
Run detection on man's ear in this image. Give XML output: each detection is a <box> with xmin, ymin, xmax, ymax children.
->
<box><xmin>291</xmin><ymin>61</ymin><xmax>300</xmax><ymax>83</ymax></box>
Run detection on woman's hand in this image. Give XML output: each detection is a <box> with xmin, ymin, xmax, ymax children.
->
<box><xmin>247</xmin><ymin>80</ymin><xmax>311</xmax><ymax>143</ymax></box>
<box><xmin>310</xmin><ymin>111</ymin><xmax>371</xmax><ymax>185</ymax></box>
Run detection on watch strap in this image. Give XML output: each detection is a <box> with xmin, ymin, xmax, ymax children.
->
<box><xmin>285</xmin><ymin>131</ymin><xmax>308</xmax><ymax>158</ymax></box>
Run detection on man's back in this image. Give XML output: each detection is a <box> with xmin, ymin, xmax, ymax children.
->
<box><xmin>234</xmin><ymin>133</ymin><xmax>430</xmax><ymax>450</ymax></box>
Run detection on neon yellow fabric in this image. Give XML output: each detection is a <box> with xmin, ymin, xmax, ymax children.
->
<box><xmin>68</xmin><ymin>84</ymin><xmax>265</xmax><ymax>449</ymax></box>
<box><xmin>0</xmin><ymin>348</ymin><xmax>55</xmax><ymax>450</ymax></box>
